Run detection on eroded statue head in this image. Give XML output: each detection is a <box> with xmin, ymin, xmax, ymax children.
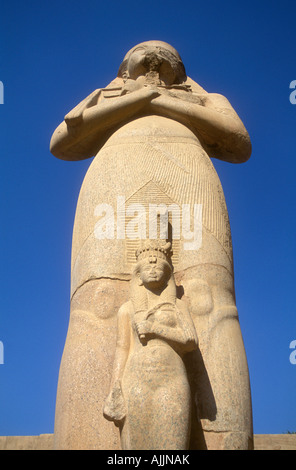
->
<box><xmin>118</xmin><ymin>40</ymin><xmax>187</xmax><ymax>86</ymax></box>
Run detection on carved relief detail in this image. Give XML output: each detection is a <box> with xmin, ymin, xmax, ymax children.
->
<box><xmin>103</xmin><ymin>240</ymin><xmax>198</xmax><ymax>449</ymax></box>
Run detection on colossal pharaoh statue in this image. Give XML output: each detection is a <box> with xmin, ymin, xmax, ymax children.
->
<box><xmin>50</xmin><ymin>40</ymin><xmax>253</xmax><ymax>450</ymax></box>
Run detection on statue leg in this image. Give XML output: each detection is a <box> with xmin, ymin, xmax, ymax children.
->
<box><xmin>53</xmin><ymin>278</ymin><xmax>129</xmax><ymax>450</ymax></box>
<box><xmin>151</xmin><ymin>378</ymin><xmax>192</xmax><ymax>450</ymax></box>
<box><xmin>121</xmin><ymin>374</ymin><xmax>191</xmax><ymax>450</ymax></box>
<box><xmin>176</xmin><ymin>264</ymin><xmax>253</xmax><ymax>450</ymax></box>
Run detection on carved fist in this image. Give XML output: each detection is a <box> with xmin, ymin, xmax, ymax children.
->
<box><xmin>134</xmin><ymin>320</ymin><xmax>153</xmax><ymax>342</ymax></box>
<box><xmin>135</xmin><ymin>320</ymin><xmax>152</xmax><ymax>335</ymax></box>
<box><xmin>121</xmin><ymin>77</ymin><xmax>146</xmax><ymax>95</ymax></box>
<box><xmin>103</xmin><ymin>380</ymin><xmax>126</xmax><ymax>426</ymax></box>
<box><xmin>121</xmin><ymin>77</ymin><xmax>160</xmax><ymax>100</ymax></box>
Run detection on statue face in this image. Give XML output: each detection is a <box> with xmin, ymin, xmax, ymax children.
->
<box><xmin>127</xmin><ymin>45</ymin><xmax>150</xmax><ymax>80</ymax></box>
<box><xmin>138</xmin><ymin>258</ymin><xmax>171</xmax><ymax>290</ymax></box>
<box><xmin>125</xmin><ymin>42</ymin><xmax>184</xmax><ymax>85</ymax></box>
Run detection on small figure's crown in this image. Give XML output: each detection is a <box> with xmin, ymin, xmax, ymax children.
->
<box><xmin>135</xmin><ymin>240</ymin><xmax>173</xmax><ymax>263</ymax></box>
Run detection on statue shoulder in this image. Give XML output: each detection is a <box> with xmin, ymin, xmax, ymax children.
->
<box><xmin>185</xmin><ymin>76</ymin><xmax>208</xmax><ymax>95</ymax></box>
<box><xmin>185</xmin><ymin>77</ymin><xmax>235</xmax><ymax>113</ymax></box>
<box><xmin>118</xmin><ymin>300</ymin><xmax>133</xmax><ymax>317</ymax></box>
<box><xmin>175</xmin><ymin>298</ymin><xmax>189</xmax><ymax>311</ymax></box>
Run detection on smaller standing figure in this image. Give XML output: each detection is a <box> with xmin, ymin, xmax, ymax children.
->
<box><xmin>103</xmin><ymin>240</ymin><xmax>198</xmax><ymax>450</ymax></box>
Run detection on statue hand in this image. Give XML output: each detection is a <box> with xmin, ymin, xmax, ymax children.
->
<box><xmin>121</xmin><ymin>78</ymin><xmax>144</xmax><ymax>95</ymax></box>
<box><xmin>135</xmin><ymin>320</ymin><xmax>153</xmax><ymax>340</ymax></box>
<box><xmin>103</xmin><ymin>380</ymin><xmax>126</xmax><ymax>426</ymax></box>
<box><xmin>121</xmin><ymin>78</ymin><xmax>160</xmax><ymax>99</ymax></box>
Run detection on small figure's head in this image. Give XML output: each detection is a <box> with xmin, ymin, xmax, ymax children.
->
<box><xmin>134</xmin><ymin>240</ymin><xmax>173</xmax><ymax>290</ymax></box>
<box><xmin>136</xmin><ymin>257</ymin><xmax>172</xmax><ymax>290</ymax></box>
<box><xmin>118</xmin><ymin>40</ymin><xmax>186</xmax><ymax>86</ymax></box>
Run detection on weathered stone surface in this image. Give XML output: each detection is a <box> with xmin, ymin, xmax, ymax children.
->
<box><xmin>50</xmin><ymin>40</ymin><xmax>253</xmax><ymax>450</ymax></box>
<box><xmin>53</xmin><ymin>279</ymin><xmax>128</xmax><ymax>450</ymax></box>
<box><xmin>254</xmin><ymin>434</ymin><xmax>296</xmax><ymax>451</ymax></box>
<box><xmin>0</xmin><ymin>434</ymin><xmax>54</xmax><ymax>450</ymax></box>
<box><xmin>1</xmin><ymin>434</ymin><xmax>296</xmax><ymax>450</ymax></box>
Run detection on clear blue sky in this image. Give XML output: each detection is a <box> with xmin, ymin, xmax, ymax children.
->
<box><xmin>0</xmin><ymin>0</ymin><xmax>295</xmax><ymax>437</ymax></box>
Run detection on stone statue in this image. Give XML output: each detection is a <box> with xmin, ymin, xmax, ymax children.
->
<box><xmin>50</xmin><ymin>40</ymin><xmax>253</xmax><ymax>450</ymax></box>
<box><xmin>103</xmin><ymin>240</ymin><xmax>198</xmax><ymax>449</ymax></box>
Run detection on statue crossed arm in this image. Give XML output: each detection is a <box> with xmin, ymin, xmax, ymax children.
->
<box><xmin>50</xmin><ymin>43</ymin><xmax>251</xmax><ymax>164</ymax></box>
<box><xmin>133</xmin><ymin>300</ymin><xmax>197</xmax><ymax>351</ymax></box>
